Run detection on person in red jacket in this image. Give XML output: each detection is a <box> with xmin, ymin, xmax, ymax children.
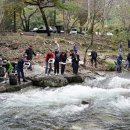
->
<box><xmin>45</xmin><ymin>49</ymin><xmax>54</xmax><ymax>76</ymax></box>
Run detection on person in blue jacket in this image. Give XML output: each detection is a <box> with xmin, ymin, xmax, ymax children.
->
<box><xmin>17</xmin><ymin>55</ymin><xmax>27</xmax><ymax>84</ymax></box>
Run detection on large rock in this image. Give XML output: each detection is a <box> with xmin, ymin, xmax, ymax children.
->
<box><xmin>64</xmin><ymin>75</ymin><xmax>86</xmax><ymax>83</ymax></box>
<box><xmin>32</xmin><ymin>76</ymin><xmax>68</xmax><ymax>88</ymax></box>
<box><xmin>0</xmin><ymin>81</ymin><xmax>32</xmax><ymax>93</ymax></box>
<box><xmin>32</xmin><ymin>74</ymin><xmax>90</xmax><ymax>88</ymax></box>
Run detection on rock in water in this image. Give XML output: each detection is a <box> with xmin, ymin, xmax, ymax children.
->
<box><xmin>81</xmin><ymin>101</ymin><xmax>89</xmax><ymax>105</ymax></box>
<box><xmin>9</xmin><ymin>73</ymin><xmax>18</xmax><ymax>85</ymax></box>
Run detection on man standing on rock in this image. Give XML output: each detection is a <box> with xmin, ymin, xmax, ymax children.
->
<box><xmin>17</xmin><ymin>55</ymin><xmax>27</xmax><ymax>84</ymax></box>
<box><xmin>25</xmin><ymin>45</ymin><xmax>36</xmax><ymax>71</ymax></box>
<box><xmin>44</xmin><ymin>49</ymin><xmax>54</xmax><ymax>76</ymax></box>
<box><xmin>70</xmin><ymin>50</ymin><xmax>80</xmax><ymax>75</ymax></box>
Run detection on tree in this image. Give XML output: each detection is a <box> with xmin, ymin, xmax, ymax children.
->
<box><xmin>1</xmin><ymin>0</ymin><xmax>23</xmax><ymax>32</ymax></box>
<box><xmin>24</xmin><ymin>0</ymin><xmax>60</xmax><ymax>36</ymax></box>
<box><xmin>20</xmin><ymin>6</ymin><xmax>38</xmax><ymax>31</ymax></box>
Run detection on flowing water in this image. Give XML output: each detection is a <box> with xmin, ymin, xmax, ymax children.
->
<box><xmin>1</xmin><ymin>72</ymin><xmax>130</xmax><ymax>130</ymax></box>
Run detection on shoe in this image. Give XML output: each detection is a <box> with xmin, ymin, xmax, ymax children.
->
<box><xmin>23</xmin><ymin>79</ymin><xmax>27</xmax><ymax>82</ymax></box>
<box><xmin>18</xmin><ymin>81</ymin><xmax>21</xmax><ymax>84</ymax></box>
<box><xmin>45</xmin><ymin>74</ymin><xmax>48</xmax><ymax>76</ymax></box>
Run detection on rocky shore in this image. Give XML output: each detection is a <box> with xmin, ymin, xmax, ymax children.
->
<box><xmin>0</xmin><ymin>72</ymin><xmax>98</xmax><ymax>93</ymax></box>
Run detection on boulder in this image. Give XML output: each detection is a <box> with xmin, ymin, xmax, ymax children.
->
<box><xmin>32</xmin><ymin>76</ymin><xmax>68</xmax><ymax>88</ymax></box>
<box><xmin>0</xmin><ymin>81</ymin><xmax>32</xmax><ymax>93</ymax></box>
<box><xmin>81</xmin><ymin>101</ymin><xmax>90</xmax><ymax>105</ymax></box>
<box><xmin>64</xmin><ymin>75</ymin><xmax>85</xmax><ymax>83</ymax></box>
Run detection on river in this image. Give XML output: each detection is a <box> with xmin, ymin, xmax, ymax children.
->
<box><xmin>0</xmin><ymin>72</ymin><xmax>130</xmax><ymax>130</ymax></box>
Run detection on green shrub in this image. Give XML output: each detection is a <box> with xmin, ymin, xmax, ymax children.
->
<box><xmin>105</xmin><ymin>62</ymin><xmax>115</xmax><ymax>71</ymax></box>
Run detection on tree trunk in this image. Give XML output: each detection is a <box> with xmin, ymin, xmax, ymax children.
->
<box><xmin>39</xmin><ymin>7</ymin><xmax>50</xmax><ymax>36</ymax></box>
<box><xmin>83</xmin><ymin>0</ymin><xmax>96</xmax><ymax>65</ymax></box>
<box><xmin>13</xmin><ymin>8</ymin><xmax>16</xmax><ymax>33</ymax></box>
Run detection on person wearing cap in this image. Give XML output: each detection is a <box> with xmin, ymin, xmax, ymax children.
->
<box><xmin>25</xmin><ymin>45</ymin><xmax>36</xmax><ymax>70</ymax></box>
<box><xmin>17</xmin><ymin>55</ymin><xmax>27</xmax><ymax>84</ymax></box>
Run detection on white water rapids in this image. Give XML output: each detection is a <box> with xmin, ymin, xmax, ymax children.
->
<box><xmin>0</xmin><ymin>72</ymin><xmax>130</xmax><ymax>130</ymax></box>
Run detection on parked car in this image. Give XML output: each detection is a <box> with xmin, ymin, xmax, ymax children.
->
<box><xmin>31</xmin><ymin>28</ymin><xmax>38</xmax><ymax>32</ymax></box>
<box><xmin>31</xmin><ymin>26</ymin><xmax>57</xmax><ymax>33</ymax></box>
<box><xmin>70</xmin><ymin>28</ymin><xmax>77</xmax><ymax>34</ymax></box>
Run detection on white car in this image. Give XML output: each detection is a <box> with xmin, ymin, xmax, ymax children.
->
<box><xmin>31</xmin><ymin>28</ymin><xmax>38</xmax><ymax>32</ymax></box>
<box><xmin>70</xmin><ymin>28</ymin><xmax>77</xmax><ymax>34</ymax></box>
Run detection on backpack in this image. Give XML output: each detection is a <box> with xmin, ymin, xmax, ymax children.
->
<box><xmin>9</xmin><ymin>73</ymin><xmax>17</xmax><ymax>85</ymax></box>
<box><xmin>0</xmin><ymin>66</ymin><xmax>5</xmax><ymax>77</ymax></box>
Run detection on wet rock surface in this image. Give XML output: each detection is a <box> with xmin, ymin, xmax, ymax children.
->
<box><xmin>0</xmin><ymin>81</ymin><xmax>32</xmax><ymax>93</ymax></box>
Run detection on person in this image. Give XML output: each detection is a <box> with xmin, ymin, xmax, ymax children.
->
<box><xmin>73</xmin><ymin>42</ymin><xmax>78</xmax><ymax>54</ymax></box>
<box><xmin>44</xmin><ymin>49</ymin><xmax>54</xmax><ymax>76</ymax></box>
<box><xmin>127</xmin><ymin>52</ymin><xmax>130</xmax><ymax>70</ymax></box>
<box><xmin>17</xmin><ymin>55</ymin><xmax>27</xmax><ymax>84</ymax></box>
<box><xmin>54</xmin><ymin>40</ymin><xmax>60</xmax><ymax>54</ymax></box>
<box><xmin>0</xmin><ymin>57</ymin><xmax>3</xmax><ymax>65</ymax></box>
<box><xmin>59</xmin><ymin>51</ymin><xmax>67</xmax><ymax>75</ymax></box>
<box><xmin>70</xmin><ymin>50</ymin><xmax>80</xmax><ymax>75</ymax></box>
<box><xmin>25</xmin><ymin>45</ymin><xmax>36</xmax><ymax>70</ymax></box>
<box><xmin>54</xmin><ymin>51</ymin><xmax>60</xmax><ymax>75</ymax></box>
<box><xmin>0</xmin><ymin>58</ymin><xmax>7</xmax><ymax>83</ymax></box>
<box><xmin>118</xmin><ymin>42</ymin><xmax>123</xmax><ymax>56</ymax></box>
<box><xmin>4</xmin><ymin>60</ymin><xmax>13</xmax><ymax>75</ymax></box>
<box><xmin>91</xmin><ymin>50</ymin><xmax>97</xmax><ymax>68</ymax></box>
<box><xmin>115</xmin><ymin>54</ymin><xmax>123</xmax><ymax>73</ymax></box>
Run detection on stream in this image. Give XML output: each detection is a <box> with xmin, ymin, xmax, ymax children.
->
<box><xmin>0</xmin><ymin>72</ymin><xmax>130</xmax><ymax>130</ymax></box>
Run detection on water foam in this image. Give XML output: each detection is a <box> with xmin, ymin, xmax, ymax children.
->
<box><xmin>108</xmin><ymin>76</ymin><xmax>130</xmax><ymax>88</ymax></box>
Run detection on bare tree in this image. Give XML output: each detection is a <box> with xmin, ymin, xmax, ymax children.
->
<box><xmin>20</xmin><ymin>6</ymin><xmax>38</xmax><ymax>31</ymax></box>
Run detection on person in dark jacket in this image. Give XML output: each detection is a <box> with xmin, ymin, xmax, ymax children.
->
<box><xmin>25</xmin><ymin>45</ymin><xmax>36</xmax><ymax>70</ymax></box>
<box><xmin>91</xmin><ymin>50</ymin><xmax>97</xmax><ymax>68</ymax></box>
<box><xmin>54</xmin><ymin>51</ymin><xmax>60</xmax><ymax>75</ymax></box>
<box><xmin>70</xmin><ymin>50</ymin><xmax>80</xmax><ymax>75</ymax></box>
<box><xmin>127</xmin><ymin>52</ymin><xmax>130</xmax><ymax>70</ymax></box>
<box><xmin>59</xmin><ymin>51</ymin><xmax>67</xmax><ymax>75</ymax></box>
<box><xmin>17</xmin><ymin>56</ymin><xmax>27</xmax><ymax>84</ymax></box>
<box><xmin>116</xmin><ymin>54</ymin><xmax>123</xmax><ymax>73</ymax></box>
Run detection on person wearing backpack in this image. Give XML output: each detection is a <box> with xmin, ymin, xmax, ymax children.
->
<box><xmin>91</xmin><ymin>50</ymin><xmax>97</xmax><ymax>68</ymax></box>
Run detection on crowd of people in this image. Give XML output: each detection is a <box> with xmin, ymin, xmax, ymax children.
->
<box><xmin>0</xmin><ymin>41</ymin><xmax>82</xmax><ymax>85</ymax></box>
<box><xmin>2</xmin><ymin>39</ymin><xmax>130</xmax><ymax>85</ymax></box>
<box><xmin>44</xmin><ymin>41</ymin><xmax>80</xmax><ymax>76</ymax></box>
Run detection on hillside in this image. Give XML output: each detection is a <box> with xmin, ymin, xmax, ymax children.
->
<box><xmin>0</xmin><ymin>33</ymin><xmax>126</xmax><ymax>71</ymax></box>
